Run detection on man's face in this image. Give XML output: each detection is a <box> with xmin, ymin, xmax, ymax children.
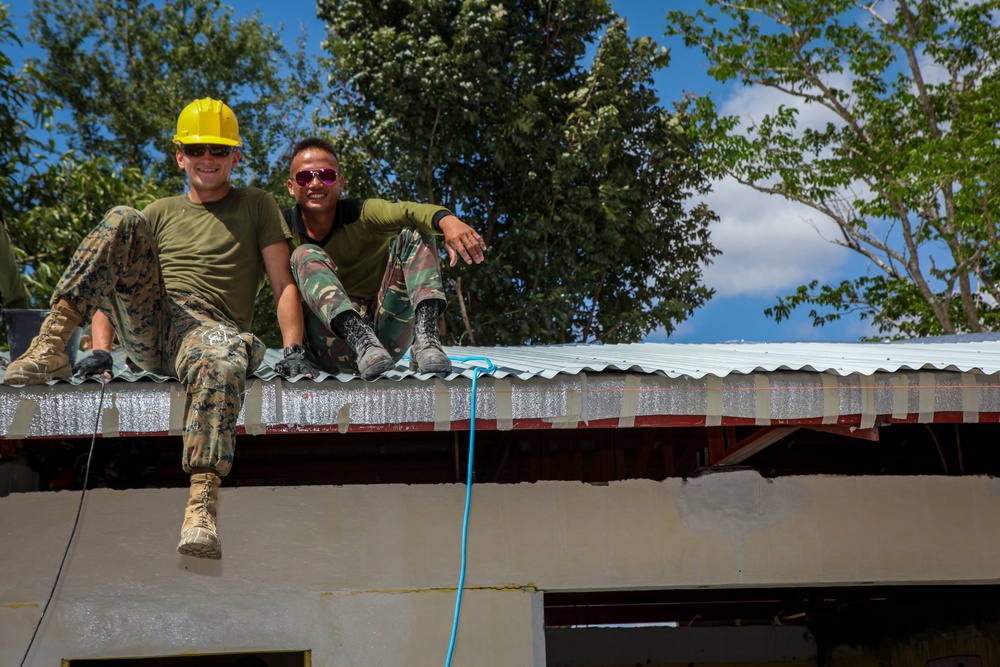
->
<box><xmin>175</xmin><ymin>143</ymin><xmax>239</xmax><ymax>203</ymax></box>
<box><xmin>287</xmin><ymin>148</ymin><xmax>343</xmax><ymax>219</ymax></box>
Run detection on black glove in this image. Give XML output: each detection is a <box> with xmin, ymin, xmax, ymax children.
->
<box><xmin>274</xmin><ymin>344</ymin><xmax>323</xmax><ymax>379</ymax></box>
<box><xmin>73</xmin><ymin>349</ymin><xmax>113</xmax><ymax>378</ymax></box>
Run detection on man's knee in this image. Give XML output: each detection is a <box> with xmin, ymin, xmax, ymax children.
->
<box><xmin>177</xmin><ymin>332</ymin><xmax>250</xmax><ymax>386</ymax></box>
<box><xmin>391</xmin><ymin>229</ymin><xmax>438</xmax><ymax>257</ymax></box>
<box><xmin>291</xmin><ymin>243</ymin><xmax>337</xmax><ymax>278</ymax></box>
<box><xmin>97</xmin><ymin>206</ymin><xmax>153</xmax><ymax>243</ymax></box>
<box><xmin>291</xmin><ymin>243</ymin><xmax>328</xmax><ymax>264</ymax></box>
<box><xmin>103</xmin><ymin>206</ymin><xmax>147</xmax><ymax>228</ymax></box>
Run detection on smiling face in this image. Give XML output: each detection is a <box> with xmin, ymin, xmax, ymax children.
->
<box><xmin>287</xmin><ymin>148</ymin><xmax>344</xmax><ymax>225</ymax></box>
<box><xmin>176</xmin><ymin>144</ymin><xmax>239</xmax><ymax>203</ymax></box>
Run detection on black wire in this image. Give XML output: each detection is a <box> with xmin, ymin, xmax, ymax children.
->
<box><xmin>19</xmin><ymin>380</ymin><xmax>107</xmax><ymax>667</ymax></box>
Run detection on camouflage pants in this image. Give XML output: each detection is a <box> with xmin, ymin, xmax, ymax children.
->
<box><xmin>291</xmin><ymin>229</ymin><xmax>445</xmax><ymax>373</ymax></box>
<box><xmin>53</xmin><ymin>206</ymin><xmax>265</xmax><ymax>476</ymax></box>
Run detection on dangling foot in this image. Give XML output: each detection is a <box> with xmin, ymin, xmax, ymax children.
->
<box><xmin>177</xmin><ymin>472</ymin><xmax>222</xmax><ymax>559</ymax></box>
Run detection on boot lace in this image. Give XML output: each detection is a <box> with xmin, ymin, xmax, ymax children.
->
<box><xmin>193</xmin><ymin>486</ymin><xmax>214</xmax><ymax>529</ymax></box>
<box><xmin>22</xmin><ymin>318</ymin><xmax>62</xmax><ymax>356</ymax></box>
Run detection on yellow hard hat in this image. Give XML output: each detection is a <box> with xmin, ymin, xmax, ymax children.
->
<box><xmin>172</xmin><ymin>97</ymin><xmax>242</xmax><ymax>147</ymax></box>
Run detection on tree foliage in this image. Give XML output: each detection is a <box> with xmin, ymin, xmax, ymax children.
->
<box><xmin>13</xmin><ymin>155</ymin><xmax>164</xmax><ymax>302</ymax></box>
<box><xmin>0</xmin><ymin>3</ymin><xmax>47</xmax><ymax>216</ymax></box>
<box><xmin>11</xmin><ymin>0</ymin><xmax>322</xmax><ymax>346</ymax></box>
<box><xmin>28</xmin><ymin>0</ymin><xmax>321</xmax><ymax>192</ymax></box>
<box><xmin>318</xmin><ymin>0</ymin><xmax>719</xmax><ymax>345</ymax></box>
<box><xmin>668</xmin><ymin>0</ymin><xmax>1000</xmax><ymax>339</ymax></box>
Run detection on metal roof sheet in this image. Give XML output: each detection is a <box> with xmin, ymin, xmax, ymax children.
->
<box><xmin>427</xmin><ymin>339</ymin><xmax>1000</xmax><ymax>381</ymax></box>
<box><xmin>6</xmin><ymin>339</ymin><xmax>1000</xmax><ymax>385</ymax></box>
<box><xmin>4</xmin><ymin>340</ymin><xmax>1000</xmax><ymax>440</ymax></box>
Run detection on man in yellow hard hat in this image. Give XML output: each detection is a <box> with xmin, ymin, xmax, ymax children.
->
<box><xmin>3</xmin><ymin>98</ymin><xmax>318</xmax><ymax>559</ymax></box>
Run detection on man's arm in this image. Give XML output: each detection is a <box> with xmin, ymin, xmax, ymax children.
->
<box><xmin>262</xmin><ymin>240</ymin><xmax>323</xmax><ymax>380</ymax></box>
<box><xmin>89</xmin><ymin>311</ymin><xmax>115</xmax><ymax>352</ymax></box>
<box><xmin>261</xmin><ymin>240</ymin><xmax>303</xmax><ymax>349</ymax></box>
<box><xmin>73</xmin><ymin>310</ymin><xmax>115</xmax><ymax>380</ymax></box>
<box><xmin>438</xmin><ymin>215</ymin><xmax>487</xmax><ymax>267</ymax></box>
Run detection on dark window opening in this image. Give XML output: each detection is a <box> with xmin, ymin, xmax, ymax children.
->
<box><xmin>63</xmin><ymin>650</ymin><xmax>308</xmax><ymax>667</ymax></box>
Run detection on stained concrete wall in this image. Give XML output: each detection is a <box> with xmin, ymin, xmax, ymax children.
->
<box><xmin>2</xmin><ymin>471</ymin><xmax>1000</xmax><ymax>666</ymax></box>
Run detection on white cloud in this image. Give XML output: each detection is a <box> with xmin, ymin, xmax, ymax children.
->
<box><xmin>720</xmin><ymin>72</ymin><xmax>850</xmax><ymax>132</ymax></box>
<box><xmin>700</xmin><ymin>177</ymin><xmax>852</xmax><ymax>298</ymax></box>
<box><xmin>697</xmin><ymin>78</ymin><xmax>861</xmax><ymax>299</ymax></box>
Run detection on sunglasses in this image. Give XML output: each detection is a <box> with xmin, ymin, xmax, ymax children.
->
<box><xmin>294</xmin><ymin>168</ymin><xmax>339</xmax><ymax>187</ymax></box>
<box><xmin>181</xmin><ymin>144</ymin><xmax>235</xmax><ymax>158</ymax></box>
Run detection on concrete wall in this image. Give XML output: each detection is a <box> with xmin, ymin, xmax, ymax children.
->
<box><xmin>2</xmin><ymin>470</ymin><xmax>1000</xmax><ymax>666</ymax></box>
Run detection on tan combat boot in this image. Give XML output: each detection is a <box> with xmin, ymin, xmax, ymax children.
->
<box><xmin>177</xmin><ymin>472</ymin><xmax>222</xmax><ymax>559</ymax></box>
<box><xmin>3</xmin><ymin>301</ymin><xmax>83</xmax><ymax>385</ymax></box>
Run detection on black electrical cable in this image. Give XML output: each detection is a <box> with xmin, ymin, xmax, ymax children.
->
<box><xmin>19</xmin><ymin>380</ymin><xmax>108</xmax><ymax>667</ymax></box>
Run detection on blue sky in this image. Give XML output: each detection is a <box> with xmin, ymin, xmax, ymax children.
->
<box><xmin>5</xmin><ymin>0</ymin><xmax>875</xmax><ymax>344</ymax></box>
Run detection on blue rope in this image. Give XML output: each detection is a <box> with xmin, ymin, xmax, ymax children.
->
<box><xmin>443</xmin><ymin>355</ymin><xmax>496</xmax><ymax>667</ymax></box>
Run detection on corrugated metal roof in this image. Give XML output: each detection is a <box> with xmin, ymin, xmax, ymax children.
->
<box><xmin>4</xmin><ymin>340</ymin><xmax>1000</xmax><ymax>440</ymax></box>
<box><xmin>430</xmin><ymin>340</ymin><xmax>1000</xmax><ymax>381</ymax></box>
<box><xmin>5</xmin><ymin>339</ymin><xmax>1000</xmax><ymax>385</ymax></box>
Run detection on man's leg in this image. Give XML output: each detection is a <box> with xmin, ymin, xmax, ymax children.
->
<box><xmin>168</xmin><ymin>293</ymin><xmax>263</xmax><ymax>559</ymax></box>
<box><xmin>291</xmin><ymin>244</ymin><xmax>393</xmax><ymax>379</ymax></box>
<box><xmin>374</xmin><ymin>229</ymin><xmax>450</xmax><ymax>373</ymax></box>
<box><xmin>4</xmin><ymin>206</ymin><xmax>166</xmax><ymax>384</ymax></box>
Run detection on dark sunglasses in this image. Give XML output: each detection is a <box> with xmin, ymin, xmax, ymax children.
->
<box><xmin>181</xmin><ymin>144</ymin><xmax>235</xmax><ymax>158</ymax></box>
<box><xmin>294</xmin><ymin>168</ymin><xmax>338</xmax><ymax>186</ymax></box>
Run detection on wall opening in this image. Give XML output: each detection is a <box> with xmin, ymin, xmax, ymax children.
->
<box><xmin>544</xmin><ymin>586</ymin><xmax>1000</xmax><ymax>666</ymax></box>
<box><xmin>62</xmin><ymin>650</ymin><xmax>309</xmax><ymax>667</ymax></box>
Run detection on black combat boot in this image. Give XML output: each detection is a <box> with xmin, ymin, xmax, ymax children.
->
<box><xmin>409</xmin><ymin>299</ymin><xmax>451</xmax><ymax>374</ymax></box>
<box><xmin>332</xmin><ymin>311</ymin><xmax>394</xmax><ymax>380</ymax></box>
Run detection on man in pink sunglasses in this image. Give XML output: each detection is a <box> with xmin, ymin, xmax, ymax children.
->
<box><xmin>282</xmin><ymin>136</ymin><xmax>486</xmax><ymax>379</ymax></box>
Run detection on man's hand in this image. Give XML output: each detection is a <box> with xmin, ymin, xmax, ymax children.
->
<box><xmin>73</xmin><ymin>350</ymin><xmax>113</xmax><ymax>380</ymax></box>
<box><xmin>274</xmin><ymin>344</ymin><xmax>323</xmax><ymax>379</ymax></box>
<box><xmin>439</xmin><ymin>215</ymin><xmax>487</xmax><ymax>267</ymax></box>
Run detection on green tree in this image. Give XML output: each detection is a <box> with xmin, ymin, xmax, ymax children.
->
<box><xmin>22</xmin><ymin>0</ymin><xmax>323</xmax><ymax>346</ymax></box>
<box><xmin>318</xmin><ymin>0</ymin><xmax>718</xmax><ymax>345</ymax></box>
<box><xmin>1</xmin><ymin>5</ymin><xmax>164</xmax><ymax>349</ymax></box>
<box><xmin>668</xmin><ymin>0</ymin><xmax>1000</xmax><ymax>339</ymax></box>
<box><xmin>0</xmin><ymin>3</ymin><xmax>47</xmax><ymax>218</ymax></box>
<box><xmin>11</xmin><ymin>155</ymin><xmax>165</xmax><ymax>302</ymax></box>
<box><xmin>28</xmin><ymin>0</ymin><xmax>321</xmax><ymax>193</ymax></box>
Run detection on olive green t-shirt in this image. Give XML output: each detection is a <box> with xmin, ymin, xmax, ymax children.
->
<box><xmin>142</xmin><ymin>188</ymin><xmax>290</xmax><ymax>331</ymax></box>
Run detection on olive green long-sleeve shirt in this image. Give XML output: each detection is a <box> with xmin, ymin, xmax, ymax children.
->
<box><xmin>0</xmin><ymin>209</ymin><xmax>31</xmax><ymax>310</ymax></box>
<box><xmin>282</xmin><ymin>198</ymin><xmax>451</xmax><ymax>302</ymax></box>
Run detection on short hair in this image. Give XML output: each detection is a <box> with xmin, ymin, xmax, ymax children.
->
<box><xmin>290</xmin><ymin>136</ymin><xmax>339</xmax><ymax>172</ymax></box>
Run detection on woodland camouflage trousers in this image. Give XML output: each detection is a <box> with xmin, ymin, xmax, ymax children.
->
<box><xmin>53</xmin><ymin>206</ymin><xmax>265</xmax><ymax>476</ymax></box>
<box><xmin>291</xmin><ymin>229</ymin><xmax>445</xmax><ymax>373</ymax></box>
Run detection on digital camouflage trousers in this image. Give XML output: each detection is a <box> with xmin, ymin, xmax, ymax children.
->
<box><xmin>291</xmin><ymin>229</ymin><xmax>445</xmax><ymax>373</ymax></box>
<box><xmin>53</xmin><ymin>206</ymin><xmax>265</xmax><ymax>476</ymax></box>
